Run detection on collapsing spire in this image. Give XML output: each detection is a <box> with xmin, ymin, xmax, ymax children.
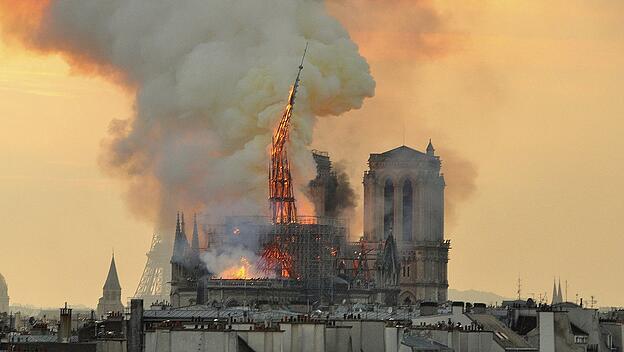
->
<box><xmin>269</xmin><ymin>43</ymin><xmax>308</xmax><ymax>224</ymax></box>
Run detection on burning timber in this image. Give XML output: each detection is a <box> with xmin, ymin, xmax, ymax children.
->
<box><xmin>170</xmin><ymin>215</ymin><xmax>400</xmax><ymax>308</ymax></box>
<box><xmin>168</xmin><ymin>47</ymin><xmax>401</xmax><ymax>308</ymax></box>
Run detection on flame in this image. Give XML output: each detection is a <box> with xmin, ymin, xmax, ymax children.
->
<box><xmin>269</xmin><ymin>45</ymin><xmax>306</xmax><ymax>224</ymax></box>
<box><xmin>220</xmin><ymin>257</ymin><xmax>252</xmax><ymax>279</ymax></box>
<box><xmin>260</xmin><ymin>241</ymin><xmax>293</xmax><ymax>278</ymax></box>
<box><xmin>269</xmin><ymin>86</ymin><xmax>298</xmax><ymax>224</ymax></box>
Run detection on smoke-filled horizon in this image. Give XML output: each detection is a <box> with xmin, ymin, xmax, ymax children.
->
<box><xmin>5</xmin><ymin>0</ymin><xmax>623</xmax><ymax>308</ymax></box>
<box><xmin>0</xmin><ymin>0</ymin><xmax>375</xmax><ymax>234</ymax></box>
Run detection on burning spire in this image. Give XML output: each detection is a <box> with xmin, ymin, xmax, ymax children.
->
<box><xmin>269</xmin><ymin>43</ymin><xmax>308</xmax><ymax>224</ymax></box>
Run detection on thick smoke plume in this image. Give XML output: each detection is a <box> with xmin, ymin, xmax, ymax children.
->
<box><xmin>0</xmin><ymin>0</ymin><xmax>375</xmax><ymax>231</ymax></box>
<box><xmin>314</xmin><ymin>0</ymin><xmax>478</xmax><ymax>232</ymax></box>
<box><xmin>326</xmin><ymin>163</ymin><xmax>357</xmax><ymax>218</ymax></box>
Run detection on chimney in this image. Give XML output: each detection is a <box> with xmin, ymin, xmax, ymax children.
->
<box><xmin>452</xmin><ymin>301</ymin><xmax>465</xmax><ymax>315</ymax></box>
<box><xmin>196</xmin><ymin>277</ymin><xmax>206</xmax><ymax>305</ymax></box>
<box><xmin>472</xmin><ymin>303</ymin><xmax>487</xmax><ymax>314</ymax></box>
<box><xmin>58</xmin><ymin>302</ymin><xmax>72</xmax><ymax>343</ymax></box>
<box><xmin>420</xmin><ymin>302</ymin><xmax>438</xmax><ymax>316</ymax></box>
<box><xmin>127</xmin><ymin>299</ymin><xmax>144</xmax><ymax>352</ymax></box>
<box><xmin>538</xmin><ymin>311</ymin><xmax>556</xmax><ymax>352</ymax></box>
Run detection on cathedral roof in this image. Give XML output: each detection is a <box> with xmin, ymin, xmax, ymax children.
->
<box><xmin>379</xmin><ymin>145</ymin><xmax>426</xmax><ymax>158</ymax></box>
<box><xmin>104</xmin><ymin>255</ymin><xmax>122</xmax><ymax>291</ymax></box>
<box><xmin>369</xmin><ymin>145</ymin><xmax>438</xmax><ymax>165</ymax></box>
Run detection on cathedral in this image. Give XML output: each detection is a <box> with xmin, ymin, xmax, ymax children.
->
<box><xmin>363</xmin><ymin>142</ymin><xmax>450</xmax><ymax>304</ymax></box>
<box><xmin>170</xmin><ymin>213</ymin><xmax>206</xmax><ymax>308</ymax></box>
<box><xmin>96</xmin><ymin>254</ymin><xmax>124</xmax><ymax>317</ymax></box>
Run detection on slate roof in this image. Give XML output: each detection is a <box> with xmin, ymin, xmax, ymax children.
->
<box><xmin>402</xmin><ymin>335</ymin><xmax>452</xmax><ymax>351</ymax></box>
<box><xmin>103</xmin><ymin>255</ymin><xmax>121</xmax><ymax>291</ymax></box>
<box><xmin>468</xmin><ymin>313</ymin><xmax>537</xmax><ymax>351</ymax></box>
<box><xmin>570</xmin><ymin>323</ymin><xmax>589</xmax><ymax>336</ymax></box>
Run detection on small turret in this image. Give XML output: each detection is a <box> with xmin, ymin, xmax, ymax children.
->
<box><xmin>551</xmin><ymin>278</ymin><xmax>562</xmax><ymax>305</ymax></box>
<box><xmin>426</xmin><ymin>139</ymin><xmax>435</xmax><ymax>156</ymax></box>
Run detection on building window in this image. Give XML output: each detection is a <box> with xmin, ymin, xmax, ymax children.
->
<box><xmin>402</xmin><ymin>180</ymin><xmax>413</xmax><ymax>242</ymax></box>
<box><xmin>384</xmin><ymin>179</ymin><xmax>394</xmax><ymax>239</ymax></box>
<box><xmin>575</xmin><ymin>336</ymin><xmax>587</xmax><ymax>344</ymax></box>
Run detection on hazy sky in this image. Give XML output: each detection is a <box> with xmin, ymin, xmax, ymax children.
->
<box><xmin>1</xmin><ymin>1</ymin><xmax>624</xmax><ymax>308</ymax></box>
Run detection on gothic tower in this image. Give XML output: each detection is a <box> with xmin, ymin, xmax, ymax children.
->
<box><xmin>169</xmin><ymin>212</ymin><xmax>207</xmax><ymax>307</ymax></box>
<box><xmin>363</xmin><ymin>142</ymin><xmax>450</xmax><ymax>303</ymax></box>
<box><xmin>170</xmin><ymin>212</ymin><xmax>190</xmax><ymax>307</ymax></box>
<box><xmin>96</xmin><ymin>254</ymin><xmax>124</xmax><ymax>317</ymax></box>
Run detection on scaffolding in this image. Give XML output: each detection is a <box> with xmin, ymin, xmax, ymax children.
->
<box><xmin>210</xmin><ymin>216</ymin><xmax>347</xmax><ymax>304</ymax></box>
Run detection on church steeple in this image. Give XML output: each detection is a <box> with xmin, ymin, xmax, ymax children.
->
<box><xmin>96</xmin><ymin>253</ymin><xmax>123</xmax><ymax>317</ymax></box>
<box><xmin>172</xmin><ymin>212</ymin><xmax>189</xmax><ymax>263</ymax></box>
<box><xmin>551</xmin><ymin>277</ymin><xmax>563</xmax><ymax>304</ymax></box>
<box><xmin>103</xmin><ymin>254</ymin><xmax>121</xmax><ymax>291</ymax></box>
<box><xmin>191</xmin><ymin>214</ymin><xmax>200</xmax><ymax>254</ymax></box>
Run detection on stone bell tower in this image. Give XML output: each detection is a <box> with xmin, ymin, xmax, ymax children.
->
<box><xmin>363</xmin><ymin>141</ymin><xmax>450</xmax><ymax>303</ymax></box>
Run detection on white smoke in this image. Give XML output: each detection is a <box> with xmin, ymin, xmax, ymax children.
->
<box><xmin>6</xmin><ymin>1</ymin><xmax>375</xmax><ymax>230</ymax></box>
<box><xmin>201</xmin><ymin>246</ymin><xmax>261</xmax><ymax>278</ymax></box>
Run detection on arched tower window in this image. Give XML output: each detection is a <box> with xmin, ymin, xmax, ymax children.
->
<box><xmin>403</xmin><ymin>179</ymin><xmax>413</xmax><ymax>241</ymax></box>
<box><xmin>384</xmin><ymin>179</ymin><xmax>394</xmax><ymax>239</ymax></box>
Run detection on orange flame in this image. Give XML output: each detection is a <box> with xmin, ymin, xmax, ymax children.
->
<box><xmin>260</xmin><ymin>241</ymin><xmax>293</xmax><ymax>278</ymax></box>
<box><xmin>220</xmin><ymin>257</ymin><xmax>252</xmax><ymax>279</ymax></box>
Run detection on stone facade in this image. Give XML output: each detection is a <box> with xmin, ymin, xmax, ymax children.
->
<box><xmin>363</xmin><ymin>143</ymin><xmax>450</xmax><ymax>303</ymax></box>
